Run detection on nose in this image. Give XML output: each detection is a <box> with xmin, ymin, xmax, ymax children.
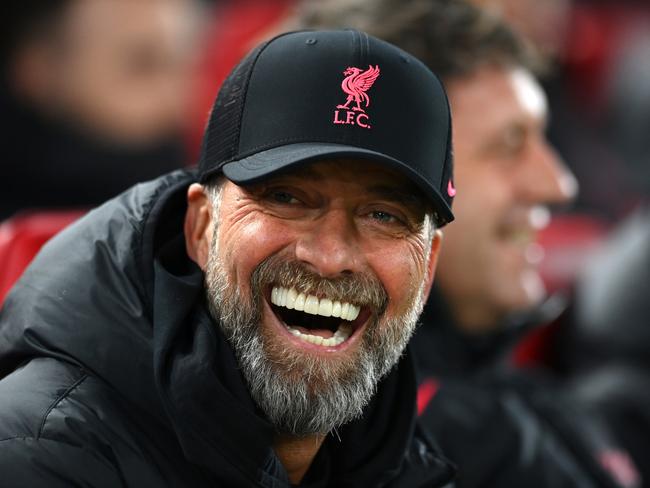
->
<box><xmin>518</xmin><ymin>137</ymin><xmax>578</xmax><ymax>205</ymax></box>
<box><xmin>294</xmin><ymin>209</ymin><xmax>363</xmax><ymax>278</ymax></box>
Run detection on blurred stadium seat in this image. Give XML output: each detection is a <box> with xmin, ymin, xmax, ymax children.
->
<box><xmin>0</xmin><ymin>211</ymin><xmax>85</xmax><ymax>305</ymax></box>
<box><xmin>189</xmin><ymin>0</ymin><xmax>297</xmax><ymax>156</ymax></box>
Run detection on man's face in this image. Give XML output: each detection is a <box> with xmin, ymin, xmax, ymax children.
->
<box><xmin>17</xmin><ymin>0</ymin><xmax>198</xmax><ymax>144</ymax></box>
<box><xmin>437</xmin><ymin>66</ymin><xmax>577</xmax><ymax>332</ymax></box>
<box><xmin>190</xmin><ymin>160</ymin><xmax>439</xmax><ymax>434</ymax></box>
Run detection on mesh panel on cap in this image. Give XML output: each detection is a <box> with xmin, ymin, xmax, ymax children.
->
<box><xmin>199</xmin><ymin>41</ymin><xmax>269</xmax><ymax>179</ymax></box>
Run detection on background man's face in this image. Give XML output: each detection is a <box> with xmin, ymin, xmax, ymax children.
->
<box><xmin>15</xmin><ymin>0</ymin><xmax>198</xmax><ymax>144</ymax></box>
<box><xmin>436</xmin><ymin>66</ymin><xmax>577</xmax><ymax>332</ymax></box>
<box><xmin>200</xmin><ymin>159</ymin><xmax>440</xmax><ymax>433</ymax></box>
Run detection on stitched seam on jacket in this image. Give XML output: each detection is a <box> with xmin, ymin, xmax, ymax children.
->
<box><xmin>37</xmin><ymin>373</ymin><xmax>89</xmax><ymax>439</ymax></box>
<box><xmin>0</xmin><ymin>436</ymin><xmax>38</xmax><ymax>442</ymax></box>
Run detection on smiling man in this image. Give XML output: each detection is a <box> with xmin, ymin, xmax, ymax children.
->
<box><xmin>430</xmin><ymin>65</ymin><xmax>575</xmax><ymax>334</ymax></box>
<box><xmin>0</xmin><ymin>30</ymin><xmax>456</xmax><ymax>486</ymax></box>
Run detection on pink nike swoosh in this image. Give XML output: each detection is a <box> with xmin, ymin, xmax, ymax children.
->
<box><xmin>447</xmin><ymin>180</ymin><xmax>456</xmax><ymax>197</ymax></box>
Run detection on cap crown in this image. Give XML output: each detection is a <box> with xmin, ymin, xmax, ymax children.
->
<box><xmin>199</xmin><ymin>30</ymin><xmax>454</xmax><ymax>224</ymax></box>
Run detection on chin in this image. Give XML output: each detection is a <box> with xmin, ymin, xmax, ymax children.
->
<box><xmin>522</xmin><ymin>268</ymin><xmax>547</xmax><ymax>303</ymax></box>
<box><xmin>502</xmin><ymin>268</ymin><xmax>548</xmax><ymax>313</ymax></box>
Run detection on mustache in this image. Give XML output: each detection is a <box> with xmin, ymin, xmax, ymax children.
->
<box><xmin>250</xmin><ymin>254</ymin><xmax>388</xmax><ymax>313</ymax></box>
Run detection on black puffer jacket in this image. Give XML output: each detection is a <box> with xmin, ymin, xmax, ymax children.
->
<box><xmin>0</xmin><ymin>170</ymin><xmax>455</xmax><ymax>487</ymax></box>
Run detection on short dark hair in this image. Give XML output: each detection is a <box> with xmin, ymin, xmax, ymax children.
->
<box><xmin>294</xmin><ymin>0</ymin><xmax>539</xmax><ymax>81</ymax></box>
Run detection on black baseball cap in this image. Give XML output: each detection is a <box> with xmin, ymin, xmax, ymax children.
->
<box><xmin>198</xmin><ymin>29</ymin><xmax>455</xmax><ymax>225</ymax></box>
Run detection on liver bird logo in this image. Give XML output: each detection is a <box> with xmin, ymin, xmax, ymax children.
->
<box><xmin>337</xmin><ymin>65</ymin><xmax>381</xmax><ymax>112</ymax></box>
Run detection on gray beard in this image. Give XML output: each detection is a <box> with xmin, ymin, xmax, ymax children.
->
<box><xmin>205</xmin><ymin>251</ymin><xmax>427</xmax><ymax>436</ymax></box>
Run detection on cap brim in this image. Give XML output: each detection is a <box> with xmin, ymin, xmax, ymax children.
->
<box><xmin>214</xmin><ymin>142</ymin><xmax>453</xmax><ymax>225</ymax></box>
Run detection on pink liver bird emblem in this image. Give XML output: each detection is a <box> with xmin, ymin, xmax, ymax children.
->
<box><xmin>337</xmin><ymin>65</ymin><xmax>381</xmax><ymax>112</ymax></box>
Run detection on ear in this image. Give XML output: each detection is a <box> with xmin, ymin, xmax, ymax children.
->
<box><xmin>184</xmin><ymin>183</ymin><xmax>214</xmax><ymax>270</ymax></box>
<box><xmin>422</xmin><ymin>230</ymin><xmax>443</xmax><ymax>301</ymax></box>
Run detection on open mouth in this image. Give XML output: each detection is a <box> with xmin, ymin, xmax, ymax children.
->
<box><xmin>270</xmin><ymin>285</ymin><xmax>370</xmax><ymax>348</ymax></box>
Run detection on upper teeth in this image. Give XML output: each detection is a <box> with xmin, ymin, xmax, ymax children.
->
<box><xmin>270</xmin><ymin>286</ymin><xmax>361</xmax><ymax>321</ymax></box>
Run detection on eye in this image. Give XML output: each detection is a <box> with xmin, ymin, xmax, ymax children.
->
<box><xmin>370</xmin><ymin>210</ymin><xmax>398</xmax><ymax>223</ymax></box>
<box><xmin>269</xmin><ymin>190</ymin><xmax>299</xmax><ymax>205</ymax></box>
<box><xmin>363</xmin><ymin>204</ymin><xmax>423</xmax><ymax>234</ymax></box>
<box><xmin>500</xmin><ymin>126</ymin><xmax>526</xmax><ymax>156</ymax></box>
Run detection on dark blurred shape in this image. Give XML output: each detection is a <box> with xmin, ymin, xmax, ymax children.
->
<box><xmin>0</xmin><ymin>90</ymin><xmax>186</xmax><ymax>220</ymax></box>
<box><xmin>1</xmin><ymin>0</ymin><xmax>202</xmax><ymax>220</ymax></box>
<box><xmin>605</xmin><ymin>26</ymin><xmax>650</xmax><ymax>198</ymax></box>
<box><xmin>564</xmin><ymin>209</ymin><xmax>650</xmax><ymax>485</ymax></box>
<box><xmin>548</xmin><ymin>1</ymin><xmax>650</xmax><ymax>218</ymax></box>
<box><xmin>569</xmin><ymin>209</ymin><xmax>650</xmax><ymax>372</ymax></box>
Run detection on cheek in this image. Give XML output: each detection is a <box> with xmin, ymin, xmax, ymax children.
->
<box><xmin>218</xmin><ymin>218</ymin><xmax>294</xmax><ymax>289</ymax></box>
<box><xmin>365</xmin><ymin>241</ymin><xmax>427</xmax><ymax>313</ymax></box>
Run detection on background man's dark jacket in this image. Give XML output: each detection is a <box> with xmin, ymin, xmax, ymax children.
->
<box><xmin>0</xmin><ymin>170</ymin><xmax>454</xmax><ymax>487</ymax></box>
<box><xmin>562</xmin><ymin>209</ymin><xmax>650</xmax><ymax>485</ymax></box>
<box><xmin>0</xmin><ymin>84</ymin><xmax>185</xmax><ymax>221</ymax></box>
<box><xmin>411</xmin><ymin>291</ymin><xmax>641</xmax><ymax>488</ymax></box>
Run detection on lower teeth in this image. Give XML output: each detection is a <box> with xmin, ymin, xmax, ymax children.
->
<box><xmin>287</xmin><ymin>323</ymin><xmax>353</xmax><ymax>347</ymax></box>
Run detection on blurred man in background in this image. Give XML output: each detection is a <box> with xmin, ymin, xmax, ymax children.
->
<box><xmin>295</xmin><ymin>1</ymin><xmax>640</xmax><ymax>486</ymax></box>
<box><xmin>1</xmin><ymin>0</ymin><xmax>202</xmax><ymax>220</ymax></box>
<box><xmin>296</xmin><ymin>0</ymin><xmax>577</xmax><ymax>375</ymax></box>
